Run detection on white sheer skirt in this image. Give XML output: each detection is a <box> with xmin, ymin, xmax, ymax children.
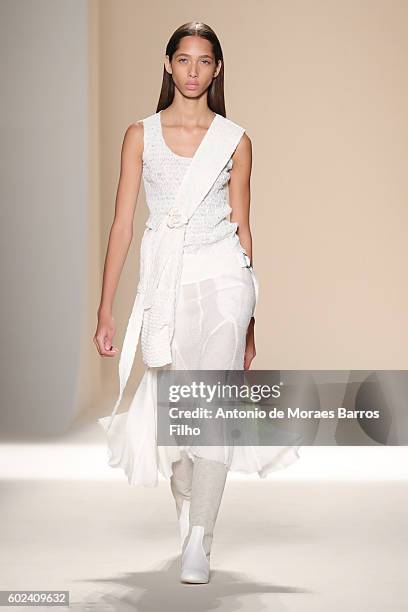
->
<box><xmin>99</xmin><ymin>234</ymin><xmax>301</xmax><ymax>486</ymax></box>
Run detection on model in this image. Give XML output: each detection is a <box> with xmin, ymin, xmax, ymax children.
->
<box><xmin>94</xmin><ymin>21</ymin><xmax>300</xmax><ymax>584</ymax></box>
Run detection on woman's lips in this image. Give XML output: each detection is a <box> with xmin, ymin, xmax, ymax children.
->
<box><xmin>186</xmin><ymin>83</ymin><xmax>199</xmax><ymax>90</ymax></box>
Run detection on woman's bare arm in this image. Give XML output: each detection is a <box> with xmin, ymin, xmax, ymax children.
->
<box><xmin>229</xmin><ymin>131</ymin><xmax>256</xmax><ymax>368</ymax></box>
<box><xmin>93</xmin><ymin>121</ymin><xmax>144</xmax><ymax>356</ymax></box>
<box><xmin>229</xmin><ymin>132</ymin><xmax>254</xmax><ymax>266</ymax></box>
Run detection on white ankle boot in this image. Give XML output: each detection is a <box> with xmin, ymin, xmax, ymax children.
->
<box><xmin>179</xmin><ymin>499</ymin><xmax>190</xmax><ymax>550</ymax></box>
<box><xmin>180</xmin><ymin>525</ymin><xmax>210</xmax><ymax>584</ymax></box>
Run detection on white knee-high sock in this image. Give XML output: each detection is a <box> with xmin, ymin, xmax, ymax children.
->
<box><xmin>182</xmin><ymin>455</ymin><xmax>229</xmax><ymax>560</ymax></box>
<box><xmin>170</xmin><ymin>450</ymin><xmax>194</xmax><ymax>518</ymax></box>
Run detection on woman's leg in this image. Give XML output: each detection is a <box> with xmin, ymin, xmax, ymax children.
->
<box><xmin>180</xmin><ymin>455</ymin><xmax>229</xmax><ymax>583</ymax></box>
<box><xmin>170</xmin><ymin>449</ymin><xmax>229</xmax><ymax>561</ymax></box>
<box><xmin>170</xmin><ymin>450</ymin><xmax>194</xmax><ymax>549</ymax></box>
<box><xmin>170</xmin><ymin>450</ymin><xmax>194</xmax><ymax>518</ymax></box>
<box><xmin>172</xmin><ymin>271</ymin><xmax>253</xmax><ymax>582</ymax></box>
<box><xmin>182</xmin><ymin>455</ymin><xmax>229</xmax><ymax>560</ymax></box>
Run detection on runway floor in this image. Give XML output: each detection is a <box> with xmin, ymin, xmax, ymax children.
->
<box><xmin>0</xmin><ymin>425</ymin><xmax>407</xmax><ymax>611</ymax></box>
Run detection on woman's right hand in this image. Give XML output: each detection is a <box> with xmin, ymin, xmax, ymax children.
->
<box><xmin>93</xmin><ymin>310</ymin><xmax>120</xmax><ymax>357</ymax></box>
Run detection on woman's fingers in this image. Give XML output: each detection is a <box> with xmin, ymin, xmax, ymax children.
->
<box><xmin>244</xmin><ymin>347</ymin><xmax>256</xmax><ymax>370</ymax></box>
<box><xmin>93</xmin><ymin>330</ymin><xmax>119</xmax><ymax>357</ymax></box>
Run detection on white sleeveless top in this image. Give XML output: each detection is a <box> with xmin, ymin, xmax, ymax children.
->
<box><xmin>100</xmin><ymin>110</ymin><xmax>259</xmax><ymax>432</ymax></box>
<box><xmin>141</xmin><ymin>111</ymin><xmax>239</xmax><ymax>252</ymax></box>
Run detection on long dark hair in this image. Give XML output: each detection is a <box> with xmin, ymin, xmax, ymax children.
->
<box><xmin>156</xmin><ymin>21</ymin><xmax>226</xmax><ymax>117</ymax></box>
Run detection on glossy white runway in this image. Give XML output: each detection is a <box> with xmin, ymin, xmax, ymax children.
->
<box><xmin>0</xmin><ymin>425</ymin><xmax>407</xmax><ymax>611</ymax></box>
<box><xmin>1</xmin><ymin>422</ymin><xmax>408</xmax><ymax>482</ymax></box>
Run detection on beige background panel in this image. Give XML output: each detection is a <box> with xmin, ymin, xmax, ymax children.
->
<box><xmin>94</xmin><ymin>0</ymin><xmax>408</xmax><ymax>424</ymax></box>
<box><xmin>0</xmin><ymin>0</ymin><xmax>89</xmax><ymax>435</ymax></box>
<box><xmin>2</xmin><ymin>1</ymin><xmax>406</xmax><ymax>433</ymax></box>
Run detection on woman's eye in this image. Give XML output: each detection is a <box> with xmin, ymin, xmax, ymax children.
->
<box><xmin>177</xmin><ymin>58</ymin><xmax>211</xmax><ymax>64</ymax></box>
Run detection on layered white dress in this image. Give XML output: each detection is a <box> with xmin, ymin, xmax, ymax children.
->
<box><xmin>98</xmin><ymin>110</ymin><xmax>301</xmax><ymax>486</ymax></box>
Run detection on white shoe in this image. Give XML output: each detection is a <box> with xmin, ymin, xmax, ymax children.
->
<box><xmin>179</xmin><ymin>499</ymin><xmax>190</xmax><ymax>551</ymax></box>
<box><xmin>180</xmin><ymin>525</ymin><xmax>210</xmax><ymax>584</ymax></box>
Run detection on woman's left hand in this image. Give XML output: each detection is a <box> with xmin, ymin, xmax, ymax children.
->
<box><xmin>244</xmin><ymin>317</ymin><xmax>256</xmax><ymax>370</ymax></box>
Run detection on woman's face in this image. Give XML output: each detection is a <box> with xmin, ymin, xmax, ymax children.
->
<box><xmin>165</xmin><ymin>35</ymin><xmax>221</xmax><ymax>98</ymax></box>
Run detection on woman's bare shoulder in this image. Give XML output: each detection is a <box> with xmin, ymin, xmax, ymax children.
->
<box><xmin>125</xmin><ymin>120</ymin><xmax>144</xmax><ymax>142</ymax></box>
<box><xmin>122</xmin><ymin>121</ymin><xmax>144</xmax><ymax>159</ymax></box>
<box><xmin>238</xmin><ymin>131</ymin><xmax>252</xmax><ymax>152</ymax></box>
<box><xmin>232</xmin><ymin>131</ymin><xmax>252</xmax><ymax>164</ymax></box>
